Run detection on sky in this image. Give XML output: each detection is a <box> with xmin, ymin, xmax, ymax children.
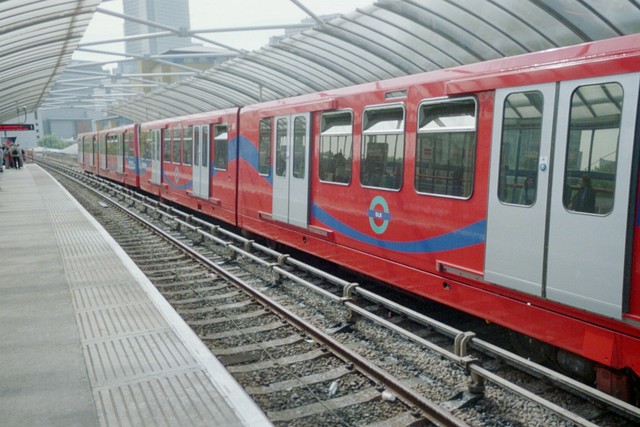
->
<box><xmin>75</xmin><ymin>0</ymin><xmax>375</xmax><ymax>63</ymax></box>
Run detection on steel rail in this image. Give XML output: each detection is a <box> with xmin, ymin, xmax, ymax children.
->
<box><xmin>40</xmin><ymin>158</ymin><xmax>640</xmax><ymax>424</ymax></box>
<box><xmin>46</xmin><ymin>162</ymin><xmax>468</xmax><ymax>427</ymax></box>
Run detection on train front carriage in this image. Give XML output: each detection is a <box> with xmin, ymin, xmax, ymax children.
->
<box><xmin>237</xmin><ymin>35</ymin><xmax>640</xmax><ymax>399</ymax></box>
<box><xmin>77</xmin><ymin>131</ymin><xmax>98</xmax><ymax>174</ymax></box>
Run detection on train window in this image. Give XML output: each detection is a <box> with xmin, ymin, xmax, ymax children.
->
<box><xmin>101</xmin><ymin>134</ymin><xmax>108</xmax><ymax>166</ymax></box>
<box><xmin>319</xmin><ymin>111</ymin><xmax>352</xmax><ymax>184</ymax></box>
<box><xmin>202</xmin><ymin>126</ymin><xmax>209</xmax><ymax>166</ymax></box>
<box><xmin>107</xmin><ymin>135</ymin><xmax>117</xmax><ymax>155</ymax></box>
<box><xmin>258</xmin><ymin>118</ymin><xmax>271</xmax><ymax>176</ymax></box>
<box><xmin>117</xmin><ymin>134</ymin><xmax>124</xmax><ymax>158</ymax></box>
<box><xmin>276</xmin><ymin>118</ymin><xmax>287</xmax><ymax>177</ymax></box>
<box><xmin>140</xmin><ymin>131</ymin><xmax>151</xmax><ymax>161</ymax></box>
<box><xmin>361</xmin><ymin>106</ymin><xmax>405</xmax><ymax>190</ymax></box>
<box><xmin>293</xmin><ymin>116</ymin><xmax>307</xmax><ymax>179</ymax></box>
<box><xmin>163</xmin><ymin>129</ymin><xmax>171</xmax><ymax>162</ymax></box>
<box><xmin>173</xmin><ymin>127</ymin><xmax>181</xmax><ymax>163</ymax></box>
<box><xmin>183</xmin><ymin>126</ymin><xmax>192</xmax><ymax>166</ymax></box>
<box><xmin>563</xmin><ymin>82</ymin><xmax>622</xmax><ymax>215</ymax></box>
<box><xmin>193</xmin><ymin>127</ymin><xmax>200</xmax><ymax>166</ymax></box>
<box><xmin>415</xmin><ymin>98</ymin><xmax>476</xmax><ymax>198</ymax></box>
<box><xmin>125</xmin><ymin>132</ymin><xmax>134</xmax><ymax>159</ymax></box>
<box><xmin>214</xmin><ymin>125</ymin><xmax>228</xmax><ymax>170</ymax></box>
<box><xmin>498</xmin><ymin>91</ymin><xmax>544</xmax><ymax>205</ymax></box>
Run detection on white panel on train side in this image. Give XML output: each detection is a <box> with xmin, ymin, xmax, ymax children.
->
<box><xmin>151</xmin><ymin>129</ymin><xmax>161</xmax><ymax>185</ymax></box>
<box><xmin>484</xmin><ymin>83</ymin><xmax>556</xmax><ymax>296</ymax></box>
<box><xmin>272</xmin><ymin>113</ymin><xmax>311</xmax><ymax>228</ymax></box>
<box><xmin>117</xmin><ymin>134</ymin><xmax>124</xmax><ymax>174</ymax></box>
<box><xmin>192</xmin><ymin>125</ymin><xmax>210</xmax><ymax>199</ymax></box>
<box><xmin>100</xmin><ymin>135</ymin><xmax>107</xmax><ymax>170</ymax></box>
<box><xmin>546</xmin><ymin>74</ymin><xmax>639</xmax><ymax>319</ymax></box>
<box><xmin>272</xmin><ymin>116</ymin><xmax>290</xmax><ymax>223</ymax></box>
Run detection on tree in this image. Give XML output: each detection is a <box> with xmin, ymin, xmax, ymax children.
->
<box><xmin>38</xmin><ymin>134</ymin><xmax>68</xmax><ymax>149</ymax></box>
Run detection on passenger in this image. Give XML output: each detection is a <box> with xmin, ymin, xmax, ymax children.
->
<box><xmin>10</xmin><ymin>144</ymin><xmax>21</xmax><ymax>169</ymax></box>
<box><xmin>570</xmin><ymin>174</ymin><xmax>596</xmax><ymax>213</ymax></box>
<box><xmin>518</xmin><ymin>175</ymin><xmax>536</xmax><ymax>205</ymax></box>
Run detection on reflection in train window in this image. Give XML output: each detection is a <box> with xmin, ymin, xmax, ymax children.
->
<box><xmin>498</xmin><ymin>91</ymin><xmax>543</xmax><ymax>205</ymax></box>
<box><xmin>292</xmin><ymin>116</ymin><xmax>306</xmax><ymax>179</ymax></box>
<box><xmin>415</xmin><ymin>98</ymin><xmax>476</xmax><ymax>198</ymax></box>
<box><xmin>276</xmin><ymin>118</ymin><xmax>287</xmax><ymax>177</ymax></box>
<box><xmin>163</xmin><ymin>129</ymin><xmax>171</xmax><ymax>162</ymax></box>
<box><xmin>183</xmin><ymin>126</ymin><xmax>192</xmax><ymax>166</ymax></box>
<box><xmin>125</xmin><ymin>131</ymin><xmax>135</xmax><ymax>159</ymax></box>
<box><xmin>193</xmin><ymin>126</ymin><xmax>200</xmax><ymax>166</ymax></box>
<box><xmin>202</xmin><ymin>126</ymin><xmax>209</xmax><ymax>167</ymax></box>
<box><xmin>563</xmin><ymin>82</ymin><xmax>622</xmax><ymax>215</ymax></box>
<box><xmin>172</xmin><ymin>127</ymin><xmax>181</xmax><ymax>163</ymax></box>
<box><xmin>214</xmin><ymin>124</ymin><xmax>228</xmax><ymax>170</ymax></box>
<box><xmin>361</xmin><ymin>106</ymin><xmax>405</xmax><ymax>190</ymax></box>
<box><xmin>258</xmin><ymin>118</ymin><xmax>271</xmax><ymax>176</ymax></box>
<box><xmin>319</xmin><ymin>111</ymin><xmax>352</xmax><ymax>184</ymax></box>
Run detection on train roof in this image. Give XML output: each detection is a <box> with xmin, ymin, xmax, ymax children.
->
<box><xmin>241</xmin><ymin>33</ymin><xmax>640</xmax><ymax>113</ymax></box>
<box><xmin>141</xmin><ymin>107</ymin><xmax>239</xmax><ymax>129</ymax></box>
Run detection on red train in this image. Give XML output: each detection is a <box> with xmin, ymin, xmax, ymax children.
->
<box><xmin>78</xmin><ymin>34</ymin><xmax>640</xmax><ymax>401</ymax></box>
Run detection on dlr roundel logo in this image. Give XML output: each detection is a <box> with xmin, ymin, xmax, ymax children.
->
<box><xmin>367</xmin><ymin>196</ymin><xmax>391</xmax><ymax>235</ymax></box>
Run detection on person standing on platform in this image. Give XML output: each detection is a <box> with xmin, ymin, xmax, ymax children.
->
<box><xmin>10</xmin><ymin>144</ymin><xmax>21</xmax><ymax>169</ymax></box>
<box><xmin>2</xmin><ymin>144</ymin><xmax>8</xmax><ymax>170</ymax></box>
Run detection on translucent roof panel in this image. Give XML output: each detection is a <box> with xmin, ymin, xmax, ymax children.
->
<box><xmin>109</xmin><ymin>0</ymin><xmax>640</xmax><ymax>122</ymax></box>
<box><xmin>0</xmin><ymin>0</ymin><xmax>101</xmax><ymax>123</ymax></box>
<box><xmin>2</xmin><ymin>0</ymin><xmax>639</xmax><ymax>124</ymax></box>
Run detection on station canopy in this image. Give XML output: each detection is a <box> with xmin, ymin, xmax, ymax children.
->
<box><xmin>1</xmin><ymin>0</ymin><xmax>640</xmax><ymax>124</ymax></box>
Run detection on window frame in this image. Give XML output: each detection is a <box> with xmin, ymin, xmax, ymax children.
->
<box><xmin>172</xmin><ymin>127</ymin><xmax>181</xmax><ymax>164</ymax></box>
<box><xmin>213</xmin><ymin>124</ymin><xmax>228</xmax><ymax>171</ymax></box>
<box><xmin>414</xmin><ymin>97</ymin><xmax>478</xmax><ymax>200</ymax></box>
<box><xmin>360</xmin><ymin>103</ymin><xmax>406</xmax><ymax>191</ymax></box>
<box><xmin>562</xmin><ymin>82</ymin><xmax>623</xmax><ymax>216</ymax></box>
<box><xmin>497</xmin><ymin>90</ymin><xmax>544</xmax><ymax>207</ymax></box>
<box><xmin>319</xmin><ymin>109</ymin><xmax>353</xmax><ymax>186</ymax></box>
<box><xmin>258</xmin><ymin>118</ymin><xmax>272</xmax><ymax>176</ymax></box>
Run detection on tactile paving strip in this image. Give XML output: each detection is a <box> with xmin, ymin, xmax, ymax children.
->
<box><xmin>34</xmin><ymin>169</ymin><xmax>269</xmax><ymax>427</ymax></box>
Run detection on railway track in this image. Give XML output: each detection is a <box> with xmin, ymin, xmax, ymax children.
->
<box><xmin>39</xmin><ymin>156</ymin><xmax>640</xmax><ymax>426</ymax></box>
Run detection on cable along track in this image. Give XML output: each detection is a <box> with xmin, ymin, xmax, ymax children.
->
<box><xmin>42</xmin><ymin>158</ymin><xmax>640</xmax><ymax>426</ymax></box>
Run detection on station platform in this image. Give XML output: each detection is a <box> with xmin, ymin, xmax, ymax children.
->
<box><xmin>0</xmin><ymin>164</ymin><xmax>272</xmax><ymax>427</ymax></box>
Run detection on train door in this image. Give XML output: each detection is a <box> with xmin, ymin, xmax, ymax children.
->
<box><xmin>192</xmin><ymin>125</ymin><xmax>210</xmax><ymax>198</ymax></box>
<box><xmin>116</xmin><ymin>133</ymin><xmax>124</xmax><ymax>174</ymax></box>
<box><xmin>90</xmin><ymin>136</ymin><xmax>96</xmax><ymax>167</ymax></box>
<box><xmin>272</xmin><ymin>113</ymin><xmax>311</xmax><ymax>228</ymax></box>
<box><xmin>546</xmin><ymin>74</ymin><xmax>639</xmax><ymax>319</ymax></box>
<box><xmin>485</xmin><ymin>84</ymin><xmax>555</xmax><ymax>295</ymax></box>
<box><xmin>100</xmin><ymin>134</ymin><xmax>107</xmax><ymax>170</ymax></box>
<box><xmin>78</xmin><ymin>137</ymin><xmax>83</xmax><ymax>164</ymax></box>
<box><xmin>151</xmin><ymin>129</ymin><xmax>161</xmax><ymax>185</ymax></box>
<box><xmin>485</xmin><ymin>74</ymin><xmax>639</xmax><ymax>319</ymax></box>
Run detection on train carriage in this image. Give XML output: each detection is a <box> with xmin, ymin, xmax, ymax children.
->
<box><xmin>100</xmin><ymin>124</ymin><xmax>139</xmax><ymax>188</ymax></box>
<box><xmin>237</xmin><ymin>34</ymin><xmax>640</xmax><ymax>399</ymax></box>
<box><xmin>139</xmin><ymin>109</ymin><xmax>239</xmax><ymax>225</ymax></box>
<box><xmin>85</xmin><ymin>34</ymin><xmax>640</xmax><ymax>400</ymax></box>
<box><xmin>77</xmin><ymin>130</ymin><xmax>98</xmax><ymax>174</ymax></box>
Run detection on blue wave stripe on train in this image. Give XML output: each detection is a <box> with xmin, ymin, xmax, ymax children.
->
<box><xmin>133</xmin><ymin>136</ymin><xmax>485</xmax><ymax>251</ymax></box>
<box><xmin>313</xmin><ymin>204</ymin><xmax>486</xmax><ymax>253</ymax></box>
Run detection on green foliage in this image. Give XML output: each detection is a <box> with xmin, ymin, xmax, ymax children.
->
<box><xmin>38</xmin><ymin>134</ymin><xmax>69</xmax><ymax>149</ymax></box>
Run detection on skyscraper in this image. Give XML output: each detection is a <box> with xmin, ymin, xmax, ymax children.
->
<box><xmin>123</xmin><ymin>0</ymin><xmax>191</xmax><ymax>56</ymax></box>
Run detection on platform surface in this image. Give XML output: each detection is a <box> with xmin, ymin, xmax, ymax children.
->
<box><xmin>0</xmin><ymin>164</ymin><xmax>271</xmax><ymax>427</ymax></box>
